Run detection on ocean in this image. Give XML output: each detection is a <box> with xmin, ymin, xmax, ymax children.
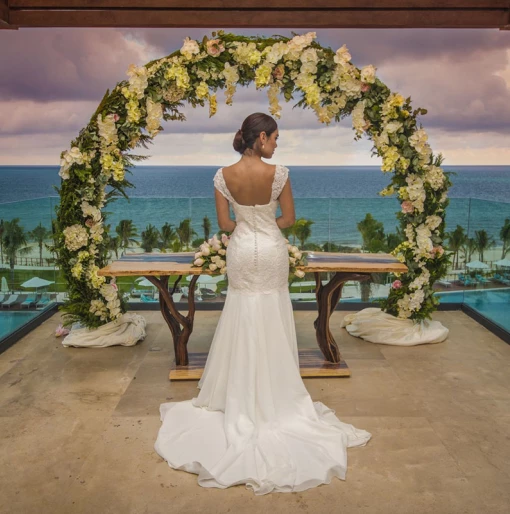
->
<box><xmin>1</xmin><ymin>165</ymin><xmax>509</xmax><ymax>247</ymax></box>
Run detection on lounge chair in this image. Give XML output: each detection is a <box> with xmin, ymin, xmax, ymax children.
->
<box><xmin>2</xmin><ymin>294</ymin><xmax>19</xmax><ymax>308</ymax></box>
<box><xmin>437</xmin><ymin>279</ymin><xmax>452</xmax><ymax>288</ymax></box>
<box><xmin>199</xmin><ymin>288</ymin><xmax>217</xmax><ymax>300</ymax></box>
<box><xmin>36</xmin><ymin>294</ymin><xmax>52</xmax><ymax>309</ymax></box>
<box><xmin>21</xmin><ymin>294</ymin><xmax>40</xmax><ymax>309</ymax></box>
<box><xmin>130</xmin><ymin>288</ymin><xmax>154</xmax><ymax>298</ymax></box>
<box><xmin>140</xmin><ymin>293</ymin><xmax>158</xmax><ymax>303</ymax></box>
<box><xmin>0</xmin><ymin>294</ymin><xmax>6</xmax><ymax>305</ymax></box>
<box><xmin>493</xmin><ymin>274</ymin><xmax>510</xmax><ymax>285</ymax></box>
<box><xmin>475</xmin><ymin>274</ymin><xmax>490</xmax><ymax>284</ymax></box>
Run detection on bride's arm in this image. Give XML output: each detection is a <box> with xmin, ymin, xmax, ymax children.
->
<box><xmin>276</xmin><ymin>177</ymin><xmax>295</xmax><ymax>229</ymax></box>
<box><xmin>215</xmin><ymin>189</ymin><xmax>236</xmax><ymax>232</ymax></box>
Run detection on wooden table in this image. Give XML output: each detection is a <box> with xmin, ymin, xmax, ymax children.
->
<box><xmin>98</xmin><ymin>251</ymin><xmax>407</xmax><ymax>379</ymax></box>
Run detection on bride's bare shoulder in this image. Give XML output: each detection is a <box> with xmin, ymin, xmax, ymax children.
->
<box><xmin>224</xmin><ymin>162</ymin><xmax>277</xmax><ymax>176</ymax></box>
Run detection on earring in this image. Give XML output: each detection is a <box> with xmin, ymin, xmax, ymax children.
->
<box><xmin>262</xmin><ymin>144</ymin><xmax>265</xmax><ymax>149</ymax></box>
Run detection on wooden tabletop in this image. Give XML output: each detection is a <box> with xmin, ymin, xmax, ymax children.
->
<box><xmin>98</xmin><ymin>251</ymin><xmax>408</xmax><ymax>277</ymax></box>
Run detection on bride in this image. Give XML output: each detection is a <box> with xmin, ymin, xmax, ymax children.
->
<box><xmin>154</xmin><ymin>112</ymin><xmax>371</xmax><ymax>495</ymax></box>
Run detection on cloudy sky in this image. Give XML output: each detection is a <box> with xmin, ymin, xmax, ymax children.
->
<box><xmin>0</xmin><ymin>27</ymin><xmax>509</xmax><ymax>166</ymax></box>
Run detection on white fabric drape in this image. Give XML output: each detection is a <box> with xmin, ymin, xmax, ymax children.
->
<box><xmin>62</xmin><ymin>312</ymin><xmax>146</xmax><ymax>348</ymax></box>
<box><xmin>341</xmin><ymin>307</ymin><xmax>449</xmax><ymax>346</ymax></box>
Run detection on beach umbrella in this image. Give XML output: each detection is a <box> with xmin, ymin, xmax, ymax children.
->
<box><xmin>134</xmin><ymin>277</ymin><xmax>156</xmax><ymax>289</ymax></box>
<box><xmin>20</xmin><ymin>277</ymin><xmax>55</xmax><ymax>289</ymax></box>
<box><xmin>466</xmin><ymin>260</ymin><xmax>489</xmax><ymax>270</ymax></box>
<box><xmin>494</xmin><ymin>258</ymin><xmax>510</xmax><ymax>268</ymax></box>
<box><xmin>1</xmin><ymin>277</ymin><xmax>8</xmax><ymax>293</ymax></box>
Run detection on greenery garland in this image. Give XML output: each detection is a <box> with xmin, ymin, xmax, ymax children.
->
<box><xmin>52</xmin><ymin>30</ymin><xmax>451</xmax><ymax>328</ymax></box>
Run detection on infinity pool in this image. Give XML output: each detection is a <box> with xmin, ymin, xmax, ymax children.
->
<box><xmin>0</xmin><ymin>311</ymin><xmax>39</xmax><ymax>340</ymax></box>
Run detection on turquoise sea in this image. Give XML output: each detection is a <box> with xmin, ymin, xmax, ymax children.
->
<box><xmin>1</xmin><ymin>165</ymin><xmax>509</xmax><ymax>247</ymax></box>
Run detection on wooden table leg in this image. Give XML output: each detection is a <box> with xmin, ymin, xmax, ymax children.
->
<box><xmin>313</xmin><ymin>271</ymin><xmax>371</xmax><ymax>363</ymax></box>
<box><xmin>145</xmin><ymin>274</ymin><xmax>199</xmax><ymax>366</ymax></box>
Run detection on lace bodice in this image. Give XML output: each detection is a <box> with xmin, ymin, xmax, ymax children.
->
<box><xmin>213</xmin><ymin>164</ymin><xmax>289</xmax><ymax>207</ymax></box>
<box><xmin>213</xmin><ymin>164</ymin><xmax>290</xmax><ymax>294</ymax></box>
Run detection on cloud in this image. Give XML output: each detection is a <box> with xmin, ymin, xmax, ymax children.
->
<box><xmin>0</xmin><ymin>27</ymin><xmax>509</xmax><ymax>164</ymax></box>
<box><xmin>0</xmin><ymin>28</ymin><xmax>149</xmax><ymax>102</ymax></box>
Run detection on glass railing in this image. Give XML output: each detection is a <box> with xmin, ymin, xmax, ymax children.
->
<box><xmin>1</xmin><ymin>196</ymin><xmax>509</xmax><ymax>341</ymax></box>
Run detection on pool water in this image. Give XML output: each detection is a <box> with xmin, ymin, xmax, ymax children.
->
<box><xmin>0</xmin><ymin>311</ymin><xmax>39</xmax><ymax>340</ymax></box>
<box><xmin>341</xmin><ymin>288</ymin><xmax>510</xmax><ymax>333</ymax></box>
<box><xmin>437</xmin><ymin>288</ymin><xmax>510</xmax><ymax>332</ymax></box>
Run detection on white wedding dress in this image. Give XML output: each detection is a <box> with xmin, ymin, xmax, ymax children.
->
<box><xmin>154</xmin><ymin>164</ymin><xmax>371</xmax><ymax>495</ymax></box>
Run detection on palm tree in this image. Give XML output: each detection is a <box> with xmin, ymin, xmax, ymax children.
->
<box><xmin>202</xmin><ymin>216</ymin><xmax>211</xmax><ymax>241</ymax></box>
<box><xmin>446</xmin><ymin>225</ymin><xmax>466</xmax><ymax>269</ymax></box>
<box><xmin>140</xmin><ymin>224</ymin><xmax>160</xmax><ymax>253</ymax></box>
<box><xmin>474</xmin><ymin>229</ymin><xmax>495</xmax><ymax>262</ymax></box>
<box><xmin>357</xmin><ymin>213</ymin><xmax>385</xmax><ymax>253</ymax></box>
<box><xmin>461</xmin><ymin>237</ymin><xmax>477</xmax><ymax>265</ymax></box>
<box><xmin>108</xmin><ymin>233</ymin><xmax>122</xmax><ymax>259</ymax></box>
<box><xmin>500</xmin><ymin>218</ymin><xmax>510</xmax><ymax>258</ymax></box>
<box><xmin>28</xmin><ymin>222</ymin><xmax>51</xmax><ymax>266</ymax></box>
<box><xmin>175</xmin><ymin>218</ymin><xmax>197</xmax><ymax>251</ymax></box>
<box><xmin>0</xmin><ymin>219</ymin><xmax>4</xmax><ymax>266</ymax></box>
<box><xmin>115</xmin><ymin>220</ymin><xmax>139</xmax><ymax>254</ymax></box>
<box><xmin>160</xmin><ymin>222</ymin><xmax>176</xmax><ymax>251</ymax></box>
<box><xmin>2</xmin><ymin>218</ymin><xmax>32</xmax><ymax>284</ymax></box>
<box><xmin>293</xmin><ymin>218</ymin><xmax>314</xmax><ymax>248</ymax></box>
<box><xmin>281</xmin><ymin>225</ymin><xmax>296</xmax><ymax>244</ymax></box>
<box><xmin>385</xmin><ymin>232</ymin><xmax>401</xmax><ymax>252</ymax></box>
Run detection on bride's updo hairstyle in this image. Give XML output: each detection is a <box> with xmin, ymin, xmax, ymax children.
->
<box><xmin>233</xmin><ymin>113</ymin><xmax>278</xmax><ymax>154</ymax></box>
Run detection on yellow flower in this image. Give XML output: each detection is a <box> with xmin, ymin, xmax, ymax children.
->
<box><xmin>255</xmin><ymin>63</ymin><xmax>273</xmax><ymax>88</ymax></box>
<box><xmin>196</xmin><ymin>81</ymin><xmax>209</xmax><ymax>99</ymax></box>
<box><xmin>381</xmin><ymin>146</ymin><xmax>400</xmax><ymax>172</ymax></box>
<box><xmin>209</xmin><ymin>93</ymin><xmax>217</xmax><ymax>117</ymax></box>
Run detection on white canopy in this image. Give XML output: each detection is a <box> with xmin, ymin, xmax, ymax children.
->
<box><xmin>20</xmin><ymin>277</ymin><xmax>55</xmax><ymax>289</ymax></box>
<box><xmin>494</xmin><ymin>258</ymin><xmax>510</xmax><ymax>268</ymax></box>
<box><xmin>1</xmin><ymin>277</ymin><xmax>8</xmax><ymax>293</ymax></box>
<box><xmin>466</xmin><ymin>260</ymin><xmax>489</xmax><ymax>270</ymax></box>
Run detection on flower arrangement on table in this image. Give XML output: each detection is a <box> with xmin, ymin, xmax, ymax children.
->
<box><xmin>191</xmin><ymin>233</ymin><xmax>307</xmax><ymax>278</ymax></box>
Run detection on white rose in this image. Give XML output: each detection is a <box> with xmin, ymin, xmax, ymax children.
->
<box><xmin>194</xmin><ymin>258</ymin><xmax>205</xmax><ymax>266</ymax></box>
<box><xmin>194</xmin><ymin>251</ymin><xmax>203</xmax><ymax>258</ymax></box>
<box><xmin>295</xmin><ymin>269</ymin><xmax>305</xmax><ymax>278</ymax></box>
<box><xmin>201</xmin><ymin>246</ymin><xmax>210</xmax><ymax>256</ymax></box>
<box><xmin>294</xmin><ymin>251</ymin><xmax>302</xmax><ymax>259</ymax></box>
<box><xmin>334</xmin><ymin>44</ymin><xmax>351</xmax><ymax>65</ymax></box>
<box><xmin>209</xmin><ymin>263</ymin><xmax>218</xmax><ymax>271</ymax></box>
<box><xmin>360</xmin><ymin>64</ymin><xmax>376</xmax><ymax>84</ymax></box>
<box><xmin>291</xmin><ymin>245</ymin><xmax>299</xmax><ymax>254</ymax></box>
<box><xmin>384</xmin><ymin>121</ymin><xmax>403</xmax><ymax>134</ymax></box>
<box><xmin>180</xmin><ymin>37</ymin><xmax>200</xmax><ymax>60</ymax></box>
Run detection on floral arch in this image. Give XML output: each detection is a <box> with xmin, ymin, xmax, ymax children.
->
<box><xmin>53</xmin><ymin>31</ymin><xmax>451</xmax><ymax>329</ymax></box>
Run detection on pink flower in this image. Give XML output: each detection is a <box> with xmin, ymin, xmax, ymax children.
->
<box><xmin>272</xmin><ymin>64</ymin><xmax>285</xmax><ymax>81</ymax></box>
<box><xmin>206</xmin><ymin>39</ymin><xmax>225</xmax><ymax>57</ymax></box>
<box><xmin>85</xmin><ymin>218</ymin><xmax>95</xmax><ymax>228</ymax></box>
<box><xmin>401</xmin><ymin>201</ymin><xmax>414</xmax><ymax>214</ymax></box>
<box><xmin>392</xmin><ymin>280</ymin><xmax>402</xmax><ymax>289</ymax></box>
<box><xmin>55</xmin><ymin>324</ymin><xmax>70</xmax><ymax>337</ymax></box>
<box><xmin>113</xmin><ymin>113</ymin><xmax>120</xmax><ymax>122</ymax></box>
<box><xmin>432</xmin><ymin>246</ymin><xmax>444</xmax><ymax>257</ymax></box>
<box><xmin>361</xmin><ymin>83</ymin><xmax>371</xmax><ymax>93</ymax></box>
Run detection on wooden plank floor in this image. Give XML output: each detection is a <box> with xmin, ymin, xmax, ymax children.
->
<box><xmin>169</xmin><ymin>348</ymin><xmax>349</xmax><ymax>380</ymax></box>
